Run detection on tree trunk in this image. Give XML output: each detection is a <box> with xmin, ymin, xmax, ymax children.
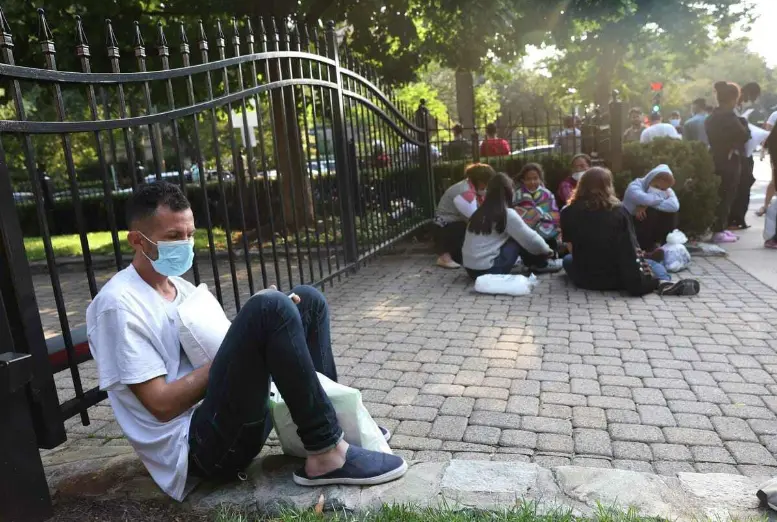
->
<box><xmin>594</xmin><ymin>47</ymin><xmax>627</xmax><ymax>109</ymax></box>
<box><xmin>270</xmin><ymin>89</ymin><xmax>314</xmax><ymax>234</ymax></box>
<box><xmin>455</xmin><ymin>69</ymin><xmax>476</xmax><ymax>134</ymax></box>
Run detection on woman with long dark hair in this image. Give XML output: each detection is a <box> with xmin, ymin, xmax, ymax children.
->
<box><xmin>705</xmin><ymin>81</ymin><xmax>751</xmax><ymax>242</ymax></box>
<box><xmin>462</xmin><ymin>172</ymin><xmax>560</xmax><ymax>280</ymax></box>
<box><xmin>561</xmin><ymin>168</ymin><xmax>700</xmax><ymax>296</ymax></box>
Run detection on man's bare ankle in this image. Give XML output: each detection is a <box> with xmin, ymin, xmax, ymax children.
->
<box><xmin>304</xmin><ymin>440</ymin><xmax>348</xmax><ymax>478</ymax></box>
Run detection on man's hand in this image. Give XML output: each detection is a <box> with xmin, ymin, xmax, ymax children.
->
<box><xmin>269</xmin><ymin>285</ymin><xmax>301</xmax><ymax>304</ymax></box>
<box><xmin>635</xmin><ymin>206</ymin><xmax>648</xmax><ymax>221</ymax></box>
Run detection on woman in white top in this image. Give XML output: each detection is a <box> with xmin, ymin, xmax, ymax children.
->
<box><xmin>462</xmin><ymin>172</ymin><xmax>559</xmax><ymax>280</ymax></box>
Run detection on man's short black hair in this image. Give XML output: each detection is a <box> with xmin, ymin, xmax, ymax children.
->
<box><xmin>650</xmin><ymin>112</ymin><xmax>662</xmax><ymax>122</ymax></box>
<box><xmin>629</xmin><ymin>107</ymin><xmax>642</xmax><ymax>116</ymax></box>
<box><xmin>126</xmin><ymin>181</ymin><xmax>191</xmax><ymax>229</ymax></box>
<box><xmin>692</xmin><ymin>98</ymin><xmax>706</xmax><ymax>109</ymax></box>
<box><xmin>452</xmin><ymin>123</ymin><xmax>463</xmax><ymax>134</ymax></box>
<box><xmin>485</xmin><ymin>123</ymin><xmax>497</xmax><ymax>136</ymax></box>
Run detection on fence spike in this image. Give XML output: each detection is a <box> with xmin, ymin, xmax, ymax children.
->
<box><xmin>37</xmin><ymin>8</ymin><xmax>56</xmax><ymax>55</ymax></box>
<box><xmin>133</xmin><ymin>21</ymin><xmax>146</xmax><ymax>58</ymax></box>
<box><xmin>268</xmin><ymin>17</ymin><xmax>279</xmax><ymax>44</ymax></box>
<box><xmin>257</xmin><ymin>17</ymin><xmax>268</xmax><ymax>44</ymax></box>
<box><xmin>0</xmin><ymin>4</ymin><xmax>12</xmax><ymax>46</ymax></box>
<box><xmin>179</xmin><ymin>22</ymin><xmax>190</xmax><ymax>55</ymax></box>
<box><xmin>311</xmin><ymin>24</ymin><xmax>322</xmax><ymax>55</ymax></box>
<box><xmin>197</xmin><ymin>19</ymin><xmax>209</xmax><ymax>51</ymax></box>
<box><xmin>75</xmin><ymin>15</ymin><xmax>90</xmax><ymax>57</ymax></box>
<box><xmin>245</xmin><ymin>17</ymin><xmax>254</xmax><ymax>45</ymax></box>
<box><xmin>105</xmin><ymin>19</ymin><xmax>119</xmax><ymax>57</ymax></box>
<box><xmin>278</xmin><ymin>17</ymin><xmax>290</xmax><ymax>46</ymax></box>
<box><xmin>299</xmin><ymin>23</ymin><xmax>310</xmax><ymax>48</ymax></box>
<box><xmin>289</xmin><ymin>18</ymin><xmax>300</xmax><ymax>49</ymax></box>
<box><xmin>157</xmin><ymin>22</ymin><xmax>169</xmax><ymax>57</ymax></box>
<box><xmin>215</xmin><ymin>19</ymin><xmax>225</xmax><ymax>48</ymax></box>
<box><xmin>228</xmin><ymin>17</ymin><xmax>240</xmax><ymax>48</ymax></box>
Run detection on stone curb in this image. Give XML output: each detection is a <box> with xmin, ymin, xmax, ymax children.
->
<box><xmin>44</xmin><ymin>449</ymin><xmax>768</xmax><ymax>521</ymax></box>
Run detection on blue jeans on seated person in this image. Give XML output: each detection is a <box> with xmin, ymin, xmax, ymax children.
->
<box><xmin>188</xmin><ymin>285</ymin><xmax>342</xmax><ymax>480</ymax></box>
<box><xmin>562</xmin><ymin>254</ymin><xmax>670</xmax><ymax>283</ymax></box>
<box><xmin>466</xmin><ymin>239</ymin><xmax>522</xmax><ymax>280</ymax></box>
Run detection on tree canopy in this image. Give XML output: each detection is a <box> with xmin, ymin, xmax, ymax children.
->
<box><xmin>548</xmin><ymin>0</ymin><xmax>751</xmax><ymax>106</ymax></box>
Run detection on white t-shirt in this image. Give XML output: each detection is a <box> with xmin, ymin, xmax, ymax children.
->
<box><xmin>767</xmin><ymin>111</ymin><xmax>777</xmax><ymax>128</ymax></box>
<box><xmin>86</xmin><ymin>265</ymin><xmax>197</xmax><ymax>501</ymax></box>
<box><xmin>640</xmin><ymin>123</ymin><xmax>682</xmax><ymax>143</ymax></box>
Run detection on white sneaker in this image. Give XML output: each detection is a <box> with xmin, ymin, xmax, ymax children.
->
<box><xmin>531</xmin><ymin>259</ymin><xmax>563</xmax><ymax>274</ymax></box>
<box><xmin>436</xmin><ymin>256</ymin><xmax>460</xmax><ymax>269</ymax></box>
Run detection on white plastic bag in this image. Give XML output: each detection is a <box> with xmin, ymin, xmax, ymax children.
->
<box><xmin>269</xmin><ymin>373</ymin><xmax>392</xmax><ymax>458</ymax></box>
<box><xmin>765</xmin><ymin>200</ymin><xmax>777</xmax><ymax>241</ymax></box>
<box><xmin>474</xmin><ymin>273</ymin><xmax>538</xmax><ymax>296</ymax></box>
<box><xmin>177</xmin><ymin>284</ymin><xmax>232</xmax><ymax>368</ymax></box>
<box><xmin>746</xmin><ymin>123</ymin><xmax>771</xmax><ymax>158</ymax></box>
<box><xmin>663</xmin><ymin>229</ymin><xmax>692</xmax><ymax>273</ymax></box>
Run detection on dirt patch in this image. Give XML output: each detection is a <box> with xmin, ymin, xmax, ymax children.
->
<box><xmin>49</xmin><ymin>498</ymin><xmax>209</xmax><ymax>522</ymax></box>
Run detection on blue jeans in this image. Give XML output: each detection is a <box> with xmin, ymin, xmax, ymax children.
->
<box><xmin>188</xmin><ymin>286</ymin><xmax>342</xmax><ymax>479</ymax></box>
<box><xmin>563</xmin><ymin>254</ymin><xmax>670</xmax><ymax>283</ymax></box>
<box><xmin>466</xmin><ymin>239</ymin><xmax>521</xmax><ymax>280</ymax></box>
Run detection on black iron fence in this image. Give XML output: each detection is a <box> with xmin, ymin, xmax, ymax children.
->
<box><xmin>0</xmin><ymin>7</ymin><xmax>434</xmax><ymax>520</ymax></box>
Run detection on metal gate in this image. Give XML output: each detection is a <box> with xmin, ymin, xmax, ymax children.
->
<box><xmin>0</xmin><ymin>7</ymin><xmax>434</xmax><ymax>519</ymax></box>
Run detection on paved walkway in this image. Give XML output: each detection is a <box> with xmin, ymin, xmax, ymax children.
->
<box><xmin>50</xmin><ymin>249</ymin><xmax>777</xmax><ymax>481</ymax></box>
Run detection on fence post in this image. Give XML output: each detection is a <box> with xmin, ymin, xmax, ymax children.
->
<box><xmin>0</xmin><ymin>352</ymin><xmax>53</xmax><ymax>522</ymax></box>
<box><xmin>0</xmin><ymin>6</ymin><xmax>66</xmax><ymax>450</ymax></box>
<box><xmin>609</xmin><ymin>90</ymin><xmax>624</xmax><ymax>173</ymax></box>
<box><xmin>416</xmin><ymin>100</ymin><xmax>436</xmax><ymax>218</ymax></box>
<box><xmin>326</xmin><ymin>21</ymin><xmax>359</xmax><ymax>268</ymax></box>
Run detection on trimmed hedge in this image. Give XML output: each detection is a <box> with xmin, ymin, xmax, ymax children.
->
<box><xmin>16</xmin><ymin>144</ymin><xmax>719</xmax><ymax>238</ymax></box>
<box><xmin>434</xmin><ymin>144</ymin><xmax>718</xmax><ymax>238</ymax></box>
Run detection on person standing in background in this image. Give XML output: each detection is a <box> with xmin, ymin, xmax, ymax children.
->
<box><xmin>729</xmin><ymin>82</ymin><xmax>761</xmax><ymax>230</ymax></box>
<box><xmin>480</xmin><ymin>123</ymin><xmax>511</xmax><ymax>158</ymax></box>
<box><xmin>683</xmin><ymin>98</ymin><xmax>709</xmax><ymax>145</ymax></box>
<box><xmin>640</xmin><ymin>113</ymin><xmax>682</xmax><ymax>143</ymax></box>
<box><xmin>623</xmin><ymin>108</ymin><xmax>647</xmax><ymax>143</ymax></box>
<box><xmin>669</xmin><ymin>111</ymin><xmax>683</xmax><ymax>135</ymax></box>
<box><xmin>755</xmin><ymin>109</ymin><xmax>777</xmax><ymax>216</ymax></box>
<box><xmin>554</xmin><ymin>116</ymin><xmax>583</xmax><ymax>155</ymax></box>
<box><xmin>445</xmin><ymin>123</ymin><xmax>472</xmax><ymax>161</ymax></box>
<box><xmin>705</xmin><ymin>81</ymin><xmax>751</xmax><ymax>243</ymax></box>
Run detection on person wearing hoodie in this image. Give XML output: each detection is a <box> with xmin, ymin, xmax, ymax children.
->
<box><xmin>623</xmin><ymin>165</ymin><xmax>680</xmax><ymax>251</ymax></box>
<box><xmin>433</xmin><ymin>163</ymin><xmax>495</xmax><ymax>268</ymax></box>
<box><xmin>463</xmin><ymin>172</ymin><xmax>561</xmax><ymax>279</ymax></box>
<box><xmin>705</xmin><ymin>81</ymin><xmax>751</xmax><ymax>243</ymax></box>
<box><xmin>561</xmin><ymin>167</ymin><xmax>700</xmax><ymax>297</ymax></box>
<box><xmin>556</xmin><ymin>154</ymin><xmax>591</xmax><ymax>207</ymax></box>
<box><xmin>512</xmin><ymin>163</ymin><xmax>561</xmax><ymax>270</ymax></box>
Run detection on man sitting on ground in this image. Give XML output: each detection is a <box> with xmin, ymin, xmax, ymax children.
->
<box><xmin>86</xmin><ymin>182</ymin><xmax>406</xmax><ymax>501</ymax></box>
<box><xmin>640</xmin><ymin>112</ymin><xmax>682</xmax><ymax>144</ymax></box>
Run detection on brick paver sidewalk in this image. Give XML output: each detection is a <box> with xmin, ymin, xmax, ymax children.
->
<box><xmin>48</xmin><ymin>253</ymin><xmax>777</xmax><ymax>479</ymax></box>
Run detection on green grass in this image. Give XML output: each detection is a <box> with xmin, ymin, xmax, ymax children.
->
<box><xmin>211</xmin><ymin>503</ymin><xmax>682</xmax><ymax>522</ymax></box>
<box><xmin>22</xmin><ymin>211</ymin><xmax>426</xmax><ymax>262</ymax></box>
<box><xmin>23</xmin><ymin>228</ymin><xmax>229</xmax><ymax>262</ymax></box>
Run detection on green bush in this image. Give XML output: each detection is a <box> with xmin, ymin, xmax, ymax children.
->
<box><xmin>431</xmin><ymin>153</ymin><xmax>575</xmax><ymax>197</ymax></box>
<box><xmin>623</xmin><ymin>138</ymin><xmax>718</xmax><ymax>238</ymax></box>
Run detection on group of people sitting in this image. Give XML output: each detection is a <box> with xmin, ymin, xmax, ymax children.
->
<box><xmin>433</xmin><ymin>155</ymin><xmax>700</xmax><ymax>297</ymax></box>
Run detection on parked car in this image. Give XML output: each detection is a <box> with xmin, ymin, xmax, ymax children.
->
<box><xmin>511</xmin><ymin>144</ymin><xmax>558</xmax><ymax>158</ymax></box>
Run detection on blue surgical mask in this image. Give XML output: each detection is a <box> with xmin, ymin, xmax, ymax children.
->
<box><xmin>140</xmin><ymin>232</ymin><xmax>194</xmax><ymax>277</ymax></box>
